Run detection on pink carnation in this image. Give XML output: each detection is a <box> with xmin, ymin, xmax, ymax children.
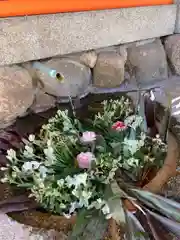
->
<box><xmin>77</xmin><ymin>152</ymin><xmax>95</xmax><ymax>169</ymax></box>
<box><xmin>112</xmin><ymin>121</ymin><xmax>127</xmax><ymax>131</ymax></box>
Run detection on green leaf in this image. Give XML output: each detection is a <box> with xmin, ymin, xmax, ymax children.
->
<box><xmin>108</xmin><ymin>197</ymin><xmax>126</xmax><ymax>226</ymax></box>
<box><xmin>125</xmin><ymin>210</ymin><xmax>150</xmax><ymax>240</ymax></box>
<box><xmin>70</xmin><ymin>209</ymin><xmax>92</xmax><ymax>237</ymax></box>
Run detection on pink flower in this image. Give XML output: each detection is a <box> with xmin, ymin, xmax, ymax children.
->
<box><xmin>77</xmin><ymin>152</ymin><xmax>95</xmax><ymax>169</ymax></box>
<box><xmin>80</xmin><ymin>131</ymin><xmax>96</xmax><ymax>144</ymax></box>
<box><xmin>112</xmin><ymin>121</ymin><xmax>127</xmax><ymax>131</ymax></box>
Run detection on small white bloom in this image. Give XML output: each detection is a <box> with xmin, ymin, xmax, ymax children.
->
<box><xmin>66</xmin><ymin>173</ymin><xmax>88</xmax><ymax>189</ymax></box>
<box><xmin>1</xmin><ymin>177</ymin><xmax>8</xmax><ymax>183</ymax></box>
<box><xmin>106</xmin><ymin>214</ymin><xmax>112</xmax><ymax>219</ymax></box>
<box><xmin>57</xmin><ymin>179</ymin><xmax>64</xmax><ymax>187</ymax></box>
<box><xmin>44</xmin><ymin>147</ymin><xmax>56</xmax><ymax>163</ymax></box>
<box><xmin>31</xmin><ymin>161</ymin><xmax>41</xmax><ymax>170</ymax></box>
<box><xmin>23</xmin><ymin>146</ymin><xmax>34</xmax><ymax>158</ymax></box>
<box><xmin>79</xmin><ymin>191</ymin><xmax>92</xmax><ymax>208</ymax></box>
<box><xmin>102</xmin><ymin>204</ymin><xmax>110</xmax><ymax>215</ymax></box>
<box><xmin>80</xmin><ymin>131</ymin><xmax>96</xmax><ymax>143</ymax></box>
<box><xmin>69</xmin><ymin>202</ymin><xmax>79</xmax><ymax>214</ymax></box>
<box><xmin>74</xmin><ymin>173</ymin><xmax>88</xmax><ymax>187</ymax></box>
<box><xmin>63</xmin><ymin>213</ymin><xmax>71</xmax><ymax>219</ymax></box>
<box><xmin>65</xmin><ymin>176</ymin><xmax>74</xmax><ymax>188</ymax></box>
<box><xmin>12</xmin><ymin>171</ymin><xmax>17</xmax><ymax>178</ymax></box>
<box><xmin>60</xmin><ymin>203</ymin><xmax>66</xmax><ymax>209</ymax></box>
<box><xmin>88</xmin><ymin>198</ymin><xmax>105</xmax><ymax>210</ymax></box>
<box><xmin>39</xmin><ymin>166</ymin><xmax>48</xmax><ymax>178</ymax></box>
<box><xmin>22</xmin><ymin>162</ymin><xmax>33</xmax><ymax>172</ymax></box>
<box><xmin>6</xmin><ymin>149</ymin><xmax>16</xmax><ymax>161</ymax></box>
<box><xmin>28</xmin><ymin>134</ymin><xmax>35</xmax><ymax>142</ymax></box>
<box><xmin>0</xmin><ymin>167</ymin><xmax>8</xmax><ymax>171</ymax></box>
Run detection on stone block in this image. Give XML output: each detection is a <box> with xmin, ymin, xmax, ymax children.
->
<box><xmin>30</xmin><ymin>90</ymin><xmax>56</xmax><ymax>113</ymax></box>
<box><xmin>65</xmin><ymin>50</ymin><xmax>98</xmax><ymax>68</ymax></box>
<box><xmin>93</xmin><ymin>51</ymin><xmax>125</xmax><ymax>88</ymax></box>
<box><xmin>35</xmin><ymin>58</ymin><xmax>91</xmax><ymax>98</ymax></box>
<box><xmin>126</xmin><ymin>39</ymin><xmax>168</xmax><ymax>83</ymax></box>
<box><xmin>0</xmin><ymin>5</ymin><xmax>176</xmax><ymax>66</ymax></box>
<box><xmin>164</xmin><ymin>34</ymin><xmax>180</xmax><ymax>75</ymax></box>
<box><xmin>0</xmin><ymin>65</ymin><xmax>34</xmax><ymax>128</ymax></box>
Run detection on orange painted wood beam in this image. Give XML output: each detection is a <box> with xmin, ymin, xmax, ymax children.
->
<box><xmin>0</xmin><ymin>0</ymin><xmax>173</xmax><ymax>17</ymax></box>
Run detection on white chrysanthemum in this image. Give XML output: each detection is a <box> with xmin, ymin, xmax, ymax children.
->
<box><xmin>6</xmin><ymin>149</ymin><xmax>16</xmax><ymax>161</ymax></box>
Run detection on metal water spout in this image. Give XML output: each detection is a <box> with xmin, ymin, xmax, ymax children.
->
<box><xmin>32</xmin><ymin>61</ymin><xmax>64</xmax><ymax>82</ymax></box>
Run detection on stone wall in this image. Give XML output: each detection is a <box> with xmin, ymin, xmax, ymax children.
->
<box><xmin>1</xmin><ymin>35</ymin><xmax>180</xmax><ymax>129</ymax></box>
<box><xmin>0</xmin><ymin>4</ymin><xmax>176</xmax><ymax>66</ymax></box>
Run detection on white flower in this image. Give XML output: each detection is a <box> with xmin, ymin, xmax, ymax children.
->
<box><xmin>57</xmin><ymin>179</ymin><xmax>64</xmax><ymax>187</ymax></box>
<box><xmin>31</xmin><ymin>161</ymin><xmax>41</xmax><ymax>169</ymax></box>
<box><xmin>23</xmin><ymin>145</ymin><xmax>34</xmax><ymax>158</ymax></box>
<box><xmin>0</xmin><ymin>167</ymin><xmax>8</xmax><ymax>171</ymax></box>
<box><xmin>69</xmin><ymin>202</ymin><xmax>79</xmax><ymax>214</ymax></box>
<box><xmin>63</xmin><ymin>213</ymin><xmax>71</xmax><ymax>219</ymax></box>
<box><xmin>6</xmin><ymin>149</ymin><xmax>16</xmax><ymax>161</ymax></box>
<box><xmin>22</xmin><ymin>162</ymin><xmax>33</xmax><ymax>172</ymax></box>
<box><xmin>74</xmin><ymin>173</ymin><xmax>88</xmax><ymax>187</ymax></box>
<box><xmin>12</xmin><ymin>171</ymin><xmax>17</xmax><ymax>178</ymax></box>
<box><xmin>66</xmin><ymin>173</ymin><xmax>88</xmax><ymax>189</ymax></box>
<box><xmin>65</xmin><ymin>176</ymin><xmax>74</xmax><ymax>188</ymax></box>
<box><xmin>60</xmin><ymin>203</ymin><xmax>66</xmax><ymax>209</ymax></box>
<box><xmin>80</xmin><ymin>131</ymin><xmax>96</xmax><ymax>143</ymax></box>
<box><xmin>39</xmin><ymin>166</ymin><xmax>48</xmax><ymax>178</ymax></box>
<box><xmin>106</xmin><ymin>214</ymin><xmax>112</xmax><ymax>219</ymax></box>
<box><xmin>1</xmin><ymin>177</ymin><xmax>8</xmax><ymax>183</ymax></box>
<box><xmin>44</xmin><ymin>146</ymin><xmax>56</xmax><ymax>164</ymax></box>
<box><xmin>88</xmin><ymin>198</ymin><xmax>105</xmax><ymax>210</ymax></box>
<box><xmin>28</xmin><ymin>134</ymin><xmax>35</xmax><ymax>142</ymax></box>
<box><xmin>22</xmin><ymin>161</ymin><xmax>40</xmax><ymax>172</ymax></box>
<box><xmin>102</xmin><ymin>204</ymin><xmax>110</xmax><ymax>215</ymax></box>
<box><xmin>79</xmin><ymin>190</ymin><xmax>92</xmax><ymax>207</ymax></box>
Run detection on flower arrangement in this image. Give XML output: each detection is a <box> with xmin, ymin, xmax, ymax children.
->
<box><xmin>1</xmin><ymin>96</ymin><xmax>180</xmax><ymax>239</ymax></box>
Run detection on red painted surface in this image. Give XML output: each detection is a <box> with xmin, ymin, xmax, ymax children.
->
<box><xmin>0</xmin><ymin>0</ymin><xmax>173</xmax><ymax>17</ymax></box>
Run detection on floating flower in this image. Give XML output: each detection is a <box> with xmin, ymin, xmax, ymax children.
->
<box><xmin>80</xmin><ymin>131</ymin><xmax>96</xmax><ymax>144</ymax></box>
<box><xmin>112</xmin><ymin>121</ymin><xmax>127</xmax><ymax>131</ymax></box>
<box><xmin>77</xmin><ymin>152</ymin><xmax>96</xmax><ymax>169</ymax></box>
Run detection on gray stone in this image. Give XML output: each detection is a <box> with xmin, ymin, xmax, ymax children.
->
<box><xmin>30</xmin><ymin>90</ymin><xmax>56</xmax><ymax>113</ymax></box>
<box><xmin>66</xmin><ymin>50</ymin><xmax>97</xmax><ymax>68</ymax></box>
<box><xmin>0</xmin><ymin>5</ymin><xmax>176</xmax><ymax>66</ymax></box>
<box><xmin>0</xmin><ymin>213</ymin><xmax>67</xmax><ymax>240</ymax></box>
<box><xmin>175</xmin><ymin>0</ymin><xmax>180</xmax><ymax>33</ymax></box>
<box><xmin>0</xmin><ymin>65</ymin><xmax>34</xmax><ymax>128</ymax></box>
<box><xmin>35</xmin><ymin>59</ymin><xmax>91</xmax><ymax>97</ymax></box>
<box><xmin>164</xmin><ymin>34</ymin><xmax>180</xmax><ymax>75</ymax></box>
<box><xmin>126</xmin><ymin>39</ymin><xmax>168</xmax><ymax>83</ymax></box>
<box><xmin>93</xmin><ymin>51</ymin><xmax>125</xmax><ymax>88</ymax></box>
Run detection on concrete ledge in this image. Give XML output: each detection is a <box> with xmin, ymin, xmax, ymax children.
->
<box><xmin>0</xmin><ymin>5</ymin><xmax>176</xmax><ymax>66</ymax></box>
